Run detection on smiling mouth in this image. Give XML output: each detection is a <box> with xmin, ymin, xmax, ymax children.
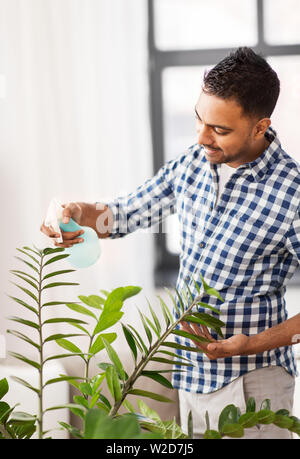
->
<box><xmin>203</xmin><ymin>147</ymin><xmax>221</xmax><ymax>155</ymax></box>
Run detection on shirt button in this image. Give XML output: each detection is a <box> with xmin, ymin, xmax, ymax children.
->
<box><xmin>199</xmin><ymin>242</ymin><xmax>205</xmax><ymax>248</ymax></box>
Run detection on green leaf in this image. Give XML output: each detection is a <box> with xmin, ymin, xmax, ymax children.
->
<box><xmin>203</xmin><ymin>429</ymin><xmax>222</xmax><ymax>439</ymax></box>
<box><xmin>10</xmin><ymin>272</ymin><xmax>38</xmax><ymax>290</ymax></box>
<box><xmin>6</xmin><ymin>330</ymin><xmax>40</xmax><ymax>350</ymax></box>
<box><xmin>256</xmin><ymin>409</ymin><xmax>275</xmax><ymax>424</ymax></box>
<box><xmin>42</xmin><ymin>269</ymin><xmax>75</xmax><ymax>280</ymax></box>
<box><xmin>137</xmin><ymin>399</ymin><xmax>161</xmax><ymax>422</ymax></box>
<box><xmin>10</xmin><ymin>376</ymin><xmax>40</xmax><ymax>394</ymax></box>
<box><xmin>55</xmin><ymin>339</ymin><xmax>83</xmax><ymax>355</ymax></box>
<box><xmin>175</xmin><ymin>288</ymin><xmax>186</xmax><ymax>314</ymax></box>
<box><xmin>84</xmin><ymin>410</ymin><xmax>141</xmax><ymax>439</ymax></box>
<box><xmin>44</xmin><ymin>376</ymin><xmax>85</xmax><ymax>387</ymax></box>
<box><xmin>260</xmin><ymin>398</ymin><xmax>271</xmax><ymax>410</ymax></box>
<box><xmin>8</xmin><ymin>352</ymin><xmax>40</xmax><ymax>369</ymax></box>
<box><xmin>218</xmin><ymin>404</ymin><xmax>239</xmax><ymax>432</ymax></box>
<box><xmin>42</xmin><ymin>282</ymin><xmax>79</xmax><ymax>290</ymax></box>
<box><xmin>22</xmin><ymin>246</ymin><xmax>41</xmax><ymax>257</ymax></box>
<box><xmin>141</xmin><ymin>371</ymin><xmax>173</xmax><ymax>389</ymax></box>
<box><xmin>65</xmin><ymin>302</ymin><xmax>97</xmax><ymax>320</ymax></box>
<box><xmin>42</xmin><ymin>247</ymin><xmax>65</xmax><ymax>256</ymax></box>
<box><xmin>221</xmin><ymin>423</ymin><xmax>244</xmax><ymax>438</ymax></box>
<box><xmin>146</xmin><ymin>299</ymin><xmax>161</xmax><ymax>335</ymax></box>
<box><xmin>199</xmin><ymin>274</ymin><xmax>224</xmax><ymax>302</ymax></box>
<box><xmin>93</xmin><ymin>311</ymin><xmax>123</xmax><ymax>335</ymax></box>
<box><xmin>0</xmin><ymin>378</ymin><xmax>9</xmax><ymax>400</ymax></box>
<box><xmin>7</xmin><ymin>295</ymin><xmax>38</xmax><ymax>316</ymax></box>
<box><xmin>164</xmin><ymin>288</ymin><xmax>181</xmax><ymax>318</ymax></box>
<box><xmin>74</xmin><ymin>395</ymin><xmax>89</xmax><ymax>410</ymax></box>
<box><xmin>144</xmin><ymin>315</ymin><xmax>160</xmax><ymax>339</ymax></box>
<box><xmin>88</xmin><ymin>333</ymin><xmax>117</xmax><ymax>357</ymax></box>
<box><xmin>10</xmin><ymin>282</ymin><xmax>38</xmax><ymax>303</ymax></box>
<box><xmin>161</xmin><ymin>341</ymin><xmax>205</xmax><ymax>353</ymax></box>
<box><xmin>138</xmin><ymin>310</ymin><xmax>153</xmax><ymax>345</ymax></box>
<box><xmin>0</xmin><ymin>401</ymin><xmax>11</xmax><ymax>423</ymax></box>
<box><xmin>43</xmin><ymin>317</ymin><xmax>88</xmax><ymax>325</ymax></box>
<box><xmin>186</xmin><ymin>313</ymin><xmax>225</xmax><ymax>330</ymax></box>
<box><xmin>157</xmin><ymin>295</ymin><xmax>173</xmax><ymax>324</ymax></box>
<box><xmin>158</xmin><ymin>350</ymin><xmax>193</xmax><ymax>363</ymax></box>
<box><xmin>10</xmin><ymin>269</ymin><xmax>38</xmax><ymax>284</ymax></box>
<box><xmin>44</xmin><ymin>333</ymin><xmax>84</xmax><ymax>343</ymax></box>
<box><xmin>42</xmin><ymin>301</ymin><xmax>75</xmax><ymax>307</ymax></box>
<box><xmin>150</xmin><ymin>357</ymin><xmax>192</xmax><ymax>367</ymax></box>
<box><xmin>188</xmin><ymin>410</ymin><xmax>193</xmax><ymax>439</ymax></box>
<box><xmin>106</xmin><ymin>366</ymin><xmax>122</xmax><ymax>402</ymax></box>
<box><xmin>14</xmin><ymin>256</ymin><xmax>39</xmax><ymax>274</ymax></box>
<box><xmin>78</xmin><ymin>295</ymin><xmax>105</xmax><ymax>309</ymax></box>
<box><xmin>9</xmin><ymin>411</ymin><xmax>37</xmax><ymax>422</ymax></box>
<box><xmin>79</xmin><ymin>383</ymin><xmax>93</xmax><ymax>397</ymax></box>
<box><xmin>97</xmin><ymin>393</ymin><xmax>112</xmax><ymax>411</ymax></box>
<box><xmin>44</xmin><ymin>353</ymin><xmax>88</xmax><ymax>363</ymax></box>
<box><xmin>122</xmin><ymin>324</ymin><xmax>137</xmax><ymax>362</ymax></box>
<box><xmin>273</xmin><ymin>414</ymin><xmax>294</xmax><ymax>429</ymax></box>
<box><xmin>126</xmin><ymin>324</ymin><xmax>149</xmax><ymax>355</ymax></box>
<box><xmin>246</xmin><ymin>397</ymin><xmax>256</xmax><ymax>412</ymax></box>
<box><xmin>16</xmin><ymin>248</ymin><xmax>39</xmax><ymax>264</ymax></box>
<box><xmin>43</xmin><ymin>254</ymin><xmax>70</xmax><ymax>266</ymax></box>
<box><xmin>8</xmin><ymin>316</ymin><xmax>40</xmax><ymax>330</ymax></box>
<box><xmin>44</xmin><ymin>403</ymin><xmax>84</xmax><ymax>413</ymax></box>
<box><xmin>102</xmin><ymin>338</ymin><xmax>126</xmax><ymax>381</ymax></box>
<box><xmin>123</xmin><ymin>399</ymin><xmax>136</xmax><ymax>414</ymax></box>
<box><xmin>238</xmin><ymin>412</ymin><xmax>259</xmax><ymax>428</ymax></box>
<box><xmin>275</xmin><ymin>409</ymin><xmax>290</xmax><ymax>416</ymax></box>
<box><xmin>172</xmin><ymin>329</ymin><xmax>211</xmax><ymax>344</ymax></box>
<box><xmin>127</xmin><ymin>389</ymin><xmax>173</xmax><ymax>403</ymax></box>
<box><xmin>195</xmin><ymin>302</ymin><xmax>221</xmax><ymax>315</ymax></box>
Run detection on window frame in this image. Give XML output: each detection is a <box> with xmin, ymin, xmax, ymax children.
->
<box><xmin>147</xmin><ymin>0</ymin><xmax>300</xmax><ymax>287</ymax></box>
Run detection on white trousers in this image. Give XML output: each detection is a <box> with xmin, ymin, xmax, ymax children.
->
<box><xmin>179</xmin><ymin>366</ymin><xmax>295</xmax><ymax>439</ymax></box>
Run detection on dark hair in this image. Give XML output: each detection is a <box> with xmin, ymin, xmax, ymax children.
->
<box><xmin>203</xmin><ymin>47</ymin><xmax>280</xmax><ymax>119</ymax></box>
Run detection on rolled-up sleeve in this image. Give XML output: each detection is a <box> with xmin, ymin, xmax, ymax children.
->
<box><xmin>104</xmin><ymin>156</ymin><xmax>181</xmax><ymax>239</ymax></box>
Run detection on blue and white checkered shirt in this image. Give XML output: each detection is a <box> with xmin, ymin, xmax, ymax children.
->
<box><xmin>106</xmin><ymin>127</ymin><xmax>300</xmax><ymax>393</ymax></box>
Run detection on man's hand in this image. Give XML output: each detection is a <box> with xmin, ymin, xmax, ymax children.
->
<box><xmin>40</xmin><ymin>202</ymin><xmax>85</xmax><ymax>248</ymax></box>
<box><xmin>40</xmin><ymin>202</ymin><xmax>113</xmax><ymax>248</ymax></box>
<box><xmin>180</xmin><ymin>321</ymin><xmax>249</xmax><ymax>359</ymax></box>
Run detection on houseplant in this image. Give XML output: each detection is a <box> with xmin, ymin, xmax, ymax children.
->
<box><xmin>2</xmin><ymin>245</ymin><xmax>299</xmax><ymax>439</ymax></box>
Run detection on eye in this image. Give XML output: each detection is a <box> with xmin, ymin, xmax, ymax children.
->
<box><xmin>214</xmin><ymin>127</ymin><xmax>228</xmax><ymax>135</ymax></box>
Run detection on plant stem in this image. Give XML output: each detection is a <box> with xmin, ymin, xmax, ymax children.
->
<box><xmin>109</xmin><ymin>297</ymin><xmax>199</xmax><ymax>417</ymax></box>
<box><xmin>37</xmin><ymin>253</ymin><xmax>44</xmax><ymax>439</ymax></box>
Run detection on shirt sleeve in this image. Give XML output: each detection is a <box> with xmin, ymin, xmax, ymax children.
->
<box><xmin>286</xmin><ymin>205</ymin><xmax>300</xmax><ymax>264</ymax></box>
<box><xmin>102</xmin><ymin>153</ymin><xmax>184</xmax><ymax>239</ymax></box>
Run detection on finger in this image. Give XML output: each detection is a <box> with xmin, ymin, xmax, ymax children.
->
<box><xmin>54</xmin><ymin>235</ymin><xmax>84</xmax><ymax>247</ymax></box>
<box><xmin>40</xmin><ymin>222</ymin><xmax>61</xmax><ymax>238</ymax></box>
<box><xmin>198</xmin><ymin>325</ymin><xmax>217</xmax><ymax>342</ymax></box>
<box><xmin>54</xmin><ymin>237</ymin><xmax>83</xmax><ymax>248</ymax></box>
<box><xmin>61</xmin><ymin>202</ymin><xmax>82</xmax><ymax>224</ymax></box>
<box><xmin>61</xmin><ymin>230</ymin><xmax>84</xmax><ymax>241</ymax></box>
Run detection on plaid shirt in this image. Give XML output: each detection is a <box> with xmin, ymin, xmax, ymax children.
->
<box><xmin>106</xmin><ymin>127</ymin><xmax>300</xmax><ymax>393</ymax></box>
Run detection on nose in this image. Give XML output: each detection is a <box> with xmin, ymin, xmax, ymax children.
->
<box><xmin>196</xmin><ymin>124</ymin><xmax>214</xmax><ymax>146</ymax></box>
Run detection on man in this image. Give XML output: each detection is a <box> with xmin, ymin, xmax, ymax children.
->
<box><xmin>41</xmin><ymin>47</ymin><xmax>300</xmax><ymax>438</ymax></box>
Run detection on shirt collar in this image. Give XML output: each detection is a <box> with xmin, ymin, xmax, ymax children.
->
<box><xmin>241</xmin><ymin>126</ymin><xmax>281</xmax><ymax>182</ymax></box>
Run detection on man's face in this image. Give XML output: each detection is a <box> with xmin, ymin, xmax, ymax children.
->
<box><xmin>195</xmin><ymin>91</ymin><xmax>266</xmax><ymax>168</ymax></box>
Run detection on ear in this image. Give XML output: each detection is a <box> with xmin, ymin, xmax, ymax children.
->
<box><xmin>253</xmin><ymin>118</ymin><xmax>271</xmax><ymax>139</ymax></box>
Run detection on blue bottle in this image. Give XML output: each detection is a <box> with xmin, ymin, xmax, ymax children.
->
<box><xmin>59</xmin><ymin>218</ymin><xmax>101</xmax><ymax>268</ymax></box>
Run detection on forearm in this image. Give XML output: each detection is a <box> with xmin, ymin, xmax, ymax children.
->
<box><xmin>242</xmin><ymin>313</ymin><xmax>300</xmax><ymax>355</ymax></box>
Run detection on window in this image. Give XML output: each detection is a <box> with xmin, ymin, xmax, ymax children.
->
<box><xmin>148</xmin><ymin>0</ymin><xmax>300</xmax><ymax>287</ymax></box>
